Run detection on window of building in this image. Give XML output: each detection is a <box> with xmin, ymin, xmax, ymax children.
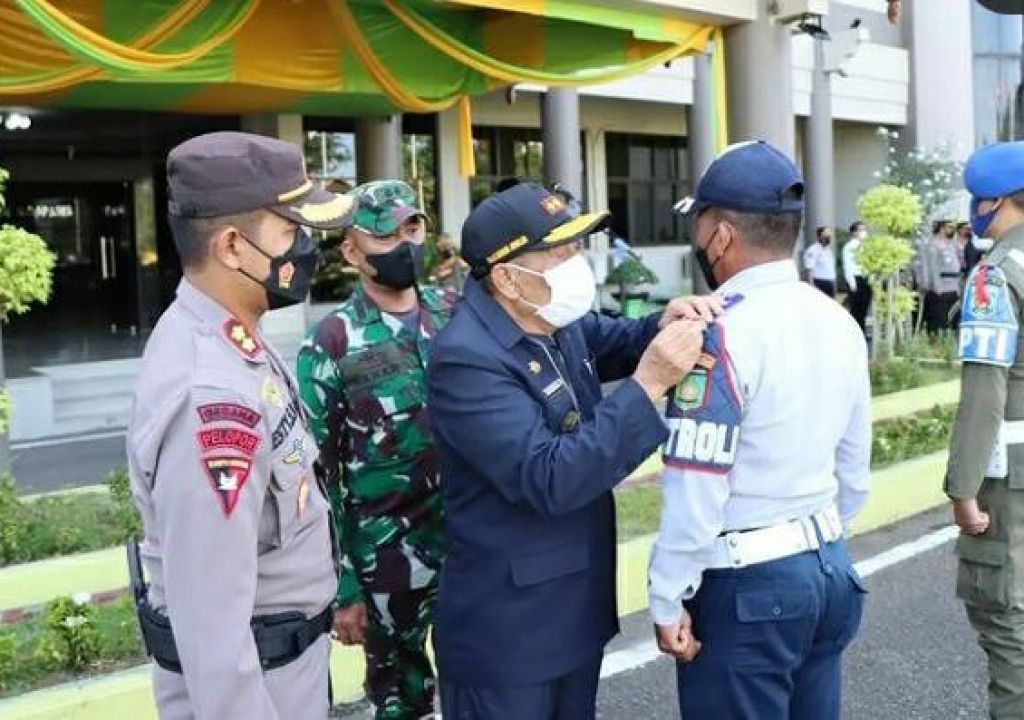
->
<box><xmin>470</xmin><ymin>126</ymin><xmax>587</xmax><ymax>207</ymax></box>
<box><xmin>972</xmin><ymin>4</ymin><xmax>1023</xmax><ymax>144</ymax></box>
<box><xmin>605</xmin><ymin>133</ymin><xmax>689</xmax><ymax>246</ymax></box>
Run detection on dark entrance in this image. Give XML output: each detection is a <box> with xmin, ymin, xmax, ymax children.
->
<box><xmin>1</xmin><ymin>181</ymin><xmax>141</xmax><ymax>375</ymax></box>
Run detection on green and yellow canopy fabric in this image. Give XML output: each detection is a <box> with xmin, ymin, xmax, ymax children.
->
<box><xmin>0</xmin><ymin>0</ymin><xmax>728</xmax><ymax>175</ymax></box>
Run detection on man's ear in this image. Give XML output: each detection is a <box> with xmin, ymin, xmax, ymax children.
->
<box><xmin>489</xmin><ymin>264</ymin><xmax>521</xmax><ymax>301</ymax></box>
<box><xmin>211</xmin><ymin>226</ymin><xmax>244</xmax><ymax>271</ymax></box>
<box><xmin>339</xmin><ymin>235</ymin><xmax>362</xmax><ymax>268</ymax></box>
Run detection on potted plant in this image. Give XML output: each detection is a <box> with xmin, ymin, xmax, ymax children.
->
<box><xmin>605</xmin><ymin>254</ymin><xmax>659</xmax><ymax>319</ymax></box>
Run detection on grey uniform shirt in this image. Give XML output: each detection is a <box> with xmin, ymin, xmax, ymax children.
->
<box><xmin>925</xmin><ymin>236</ymin><xmax>963</xmax><ymax>295</ymax></box>
<box><xmin>127</xmin><ymin>279</ymin><xmax>336</xmax><ymax>719</ymax></box>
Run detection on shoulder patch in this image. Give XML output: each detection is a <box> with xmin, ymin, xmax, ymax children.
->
<box><xmin>960</xmin><ymin>264</ymin><xmax>1018</xmax><ymax>367</ymax></box>
<box><xmin>196</xmin><ymin>403</ymin><xmax>261</xmax><ymax>428</ymax></box>
<box><xmin>663</xmin><ymin>323</ymin><xmax>742</xmax><ymax>475</ymax></box>
<box><xmin>196</xmin><ymin>427</ymin><xmax>261</xmax><ymax>455</ymax></box>
<box><xmin>202</xmin><ymin>457</ymin><xmax>252</xmax><ymax>517</ymax></box>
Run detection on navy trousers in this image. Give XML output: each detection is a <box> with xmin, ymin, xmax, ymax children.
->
<box><xmin>440</xmin><ymin>655</ymin><xmax>602</xmax><ymax>720</ymax></box>
<box><xmin>677</xmin><ymin>537</ymin><xmax>866</xmax><ymax>720</ymax></box>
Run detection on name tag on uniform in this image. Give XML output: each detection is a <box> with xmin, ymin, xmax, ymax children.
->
<box><xmin>960</xmin><ymin>265</ymin><xmax>1018</xmax><ymax>368</ymax></box>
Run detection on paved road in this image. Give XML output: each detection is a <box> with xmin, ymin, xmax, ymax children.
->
<box><xmin>334</xmin><ymin>507</ymin><xmax>989</xmax><ymax>719</ymax></box>
<box><xmin>10</xmin><ymin>433</ymin><xmax>126</xmax><ymax>494</ymax></box>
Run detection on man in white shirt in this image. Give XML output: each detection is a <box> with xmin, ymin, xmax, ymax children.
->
<box><xmin>803</xmin><ymin>226</ymin><xmax>838</xmax><ymax>297</ymax></box>
<box><xmin>653</xmin><ymin>140</ymin><xmax>872</xmax><ymax>720</ymax></box>
<box><xmin>843</xmin><ymin>220</ymin><xmax>872</xmax><ymax>335</ymax></box>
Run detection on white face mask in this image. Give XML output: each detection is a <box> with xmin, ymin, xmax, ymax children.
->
<box><xmin>512</xmin><ymin>253</ymin><xmax>597</xmax><ymax>328</ymax></box>
<box><xmin>973</xmin><ymin>236</ymin><xmax>995</xmax><ymax>252</ymax></box>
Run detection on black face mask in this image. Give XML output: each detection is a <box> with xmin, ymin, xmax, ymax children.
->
<box><xmin>365</xmin><ymin>242</ymin><xmax>424</xmax><ymax>290</ymax></box>
<box><xmin>695</xmin><ymin>226</ymin><xmax>721</xmax><ymax>291</ymax></box>
<box><xmin>240</xmin><ymin>227</ymin><xmax>320</xmax><ymax>310</ymax></box>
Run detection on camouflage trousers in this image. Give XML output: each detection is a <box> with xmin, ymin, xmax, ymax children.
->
<box><xmin>364</xmin><ymin>585</ymin><xmax>438</xmax><ymax>720</ymax></box>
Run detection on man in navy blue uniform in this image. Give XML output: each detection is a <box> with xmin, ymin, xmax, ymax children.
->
<box><xmin>427</xmin><ymin>182</ymin><xmax>711</xmax><ymax>719</ymax></box>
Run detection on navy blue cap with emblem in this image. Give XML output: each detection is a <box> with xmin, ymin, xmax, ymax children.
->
<box><xmin>461</xmin><ymin>182</ymin><xmax>610</xmax><ymax>279</ymax></box>
<box><xmin>965</xmin><ymin>141</ymin><xmax>1024</xmax><ymax>199</ymax></box>
<box><xmin>673</xmin><ymin>140</ymin><xmax>804</xmax><ymax>218</ymax></box>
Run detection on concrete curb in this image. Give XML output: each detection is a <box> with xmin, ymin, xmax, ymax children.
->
<box><xmin>0</xmin><ymin>448</ymin><xmax>954</xmax><ymax>718</ymax></box>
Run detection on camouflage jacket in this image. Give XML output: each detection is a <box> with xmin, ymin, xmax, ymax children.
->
<box><xmin>297</xmin><ymin>284</ymin><xmax>457</xmax><ymax>606</ymax></box>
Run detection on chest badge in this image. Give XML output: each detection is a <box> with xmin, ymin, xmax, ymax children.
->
<box><xmin>282</xmin><ymin>438</ymin><xmax>306</xmax><ymax>465</ymax></box>
<box><xmin>528</xmin><ymin>360</ymin><xmax>542</xmax><ymax>375</ymax></box>
<box><xmin>262</xmin><ymin>377</ymin><xmax>286</xmax><ymax>408</ymax></box>
<box><xmin>562</xmin><ymin>410</ymin><xmax>581</xmax><ymax>433</ymax></box>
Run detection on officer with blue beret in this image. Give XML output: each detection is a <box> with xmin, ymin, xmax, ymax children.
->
<box><xmin>427</xmin><ymin>182</ymin><xmax>714</xmax><ymax>718</ymax></box>
<box><xmin>650</xmin><ymin>141</ymin><xmax>872</xmax><ymax>719</ymax></box>
<box><xmin>946</xmin><ymin>141</ymin><xmax>1024</xmax><ymax>719</ymax></box>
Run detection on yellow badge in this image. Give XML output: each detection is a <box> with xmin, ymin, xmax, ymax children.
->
<box><xmin>528</xmin><ymin>360</ymin><xmax>542</xmax><ymax>375</ymax></box>
<box><xmin>282</xmin><ymin>438</ymin><xmax>305</xmax><ymax>465</ymax></box>
<box><xmin>223</xmin><ymin>319</ymin><xmax>260</xmax><ymax>357</ymax></box>
<box><xmin>262</xmin><ymin>377</ymin><xmax>285</xmax><ymax>408</ymax></box>
<box><xmin>297</xmin><ymin>475</ymin><xmax>310</xmax><ymax>517</ymax></box>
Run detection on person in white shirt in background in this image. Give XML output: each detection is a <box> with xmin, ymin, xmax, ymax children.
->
<box><xmin>803</xmin><ymin>226</ymin><xmax>838</xmax><ymax>297</ymax></box>
<box><xmin>651</xmin><ymin>140</ymin><xmax>871</xmax><ymax>720</ymax></box>
<box><xmin>843</xmin><ymin>220</ymin><xmax>872</xmax><ymax>336</ymax></box>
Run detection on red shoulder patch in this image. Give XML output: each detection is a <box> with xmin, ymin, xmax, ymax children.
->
<box><xmin>202</xmin><ymin>457</ymin><xmax>252</xmax><ymax>517</ymax></box>
<box><xmin>223</xmin><ymin>319</ymin><xmax>261</xmax><ymax>358</ymax></box>
<box><xmin>196</xmin><ymin>403</ymin><xmax>261</xmax><ymax>428</ymax></box>
<box><xmin>197</xmin><ymin>427</ymin><xmax>261</xmax><ymax>455</ymax></box>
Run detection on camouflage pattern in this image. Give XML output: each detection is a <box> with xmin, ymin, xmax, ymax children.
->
<box><xmin>348</xmin><ymin>180</ymin><xmax>426</xmax><ymax>237</ymax></box>
<box><xmin>296</xmin><ymin>282</ymin><xmax>456</xmax><ymax>717</ymax></box>
<box><xmin>365</xmin><ymin>587</ymin><xmax>437</xmax><ymax>719</ymax></box>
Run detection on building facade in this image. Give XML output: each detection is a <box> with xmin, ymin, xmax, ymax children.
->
<box><xmin>0</xmin><ymin>0</ymin><xmax>977</xmax><ymax>442</ymax></box>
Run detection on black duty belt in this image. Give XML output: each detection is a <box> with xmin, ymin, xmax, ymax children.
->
<box><xmin>138</xmin><ymin>600</ymin><xmax>333</xmax><ymax>673</ymax></box>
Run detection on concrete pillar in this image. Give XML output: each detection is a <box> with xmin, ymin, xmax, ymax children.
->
<box><xmin>540</xmin><ymin>88</ymin><xmax>583</xmax><ymax>197</ymax></box>
<box><xmin>240</xmin><ymin>113</ymin><xmax>310</xmax><ymax>359</ymax></box>
<box><xmin>688</xmin><ymin>48</ymin><xmax>716</xmax><ymax>295</ymax></box>
<box><xmin>436</xmin><ymin>105</ymin><xmax>472</xmax><ymax>241</ymax></box>
<box><xmin>901</xmin><ymin>0</ymin><xmax>974</xmax><ymax>160</ymax></box>
<box><xmin>355</xmin><ymin>115</ymin><xmax>402</xmax><ymax>182</ymax></box>
<box><xmin>724</xmin><ymin>10</ymin><xmax>795</xmax><ymax>156</ymax></box>
<box><xmin>804</xmin><ymin>36</ymin><xmax>835</xmax><ymax>250</ymax></box>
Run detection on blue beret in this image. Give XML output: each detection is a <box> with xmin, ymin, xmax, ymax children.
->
<box><xmin>964</xmin><ymin>141</ymin><xmax>1024</xmax><ymax>198</ymax></box>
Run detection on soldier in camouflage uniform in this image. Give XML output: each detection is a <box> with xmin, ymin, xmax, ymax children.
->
<box><xmin>948</xmin><ymin>142</ymin><xmax>1024</xmax><ymax>719</ymax></box>
<box><xmin>297</xmin><ymin>180</ymin><xmax>455</xmax><ymax>720</ymax></box>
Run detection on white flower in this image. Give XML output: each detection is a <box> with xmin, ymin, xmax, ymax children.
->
<box><xmin>72</xmin><ymin>592</ymin><xmax>91</xmax><ymax>606</ymax></box>
<box><xmin>62</xmin><ymin>615</ymin><xmax>89</xmax><ymax>629</ymax></box>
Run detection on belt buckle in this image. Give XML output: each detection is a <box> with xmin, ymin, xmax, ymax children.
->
<box><xmin>723</xmin><ymin>531</ymin><xmax>744</xmax><ymax>568</ymax></box>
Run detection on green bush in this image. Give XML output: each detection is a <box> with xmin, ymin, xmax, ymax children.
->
<box><xmin>0</xmin><ymin>467</ymin><xmax>142</xmax><ymax>567</ymax></box>
<box><xmin>105</xmin><ymin>467</ymin><xmax>142</xmax><ymax>541</ymax></box>
<box><xmin>0</xmin><ymin>596</ymin><xmax>143</xmax><ymax>697</ymax></box>
<box><xmin>0</xmin><ymin>633</ymin><xmax>16</xmax><ymax>692</ymax></box>
<box><xmin>35</xmin><ymin>596</ymin><xmax>101</xmax><ymax>674</ymax></box>
<box><xmin>872</xmin><ymin>405</ymin><xmax>956</xmax><ymax>469</ymax></box>
<box><xmin>870</xmin><ymin>358</ymin><xmax>924</xmax><ymax>396</ymax></box>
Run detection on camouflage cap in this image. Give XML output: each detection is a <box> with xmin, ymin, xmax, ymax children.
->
<box><xmin>347</xmin><ymin>180</ymin><xmax>426</xmax><ymax>237</ymax></box>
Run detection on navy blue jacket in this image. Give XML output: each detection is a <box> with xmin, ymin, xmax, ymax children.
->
<box><xmin>427</xmin><ymin>278</ymin><xmax>670</xmax><ymax>686</ymax></box>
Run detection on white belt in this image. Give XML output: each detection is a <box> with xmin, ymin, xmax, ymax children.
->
<box><xmin>708</xmin><ymin>506</ymin><xmax>844</xmax><ymax>570</ymax></box>
<box><xmin>986</xmin><ymin>420</ymin><xmax>1024</xmax><ymax>478</ymax></box>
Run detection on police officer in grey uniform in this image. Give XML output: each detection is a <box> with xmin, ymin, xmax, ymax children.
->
<box><xmin>947</xmin><ymin>141</ymin><xmax>1024</xmax><ymax>720</ymax></box>
<box><xmin>127</xmin><ymin>132</ymin><xmax>354</xmax><ymax>719</ymax></box>
<box><xmin>923</xmin><ymin>219</ymin><xmax>962</xmax><ymax>333</ymax></box>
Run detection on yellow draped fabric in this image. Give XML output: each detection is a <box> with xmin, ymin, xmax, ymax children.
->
<box><xmin>0</xmin><ymin>0</ymin><xmax>729</xmax><ymax>176</ymax></box>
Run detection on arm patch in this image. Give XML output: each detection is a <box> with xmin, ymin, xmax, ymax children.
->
<box><xmin>663</xmin><ymin>324</ymin><xmax>742</xmax><ymax>475</ymax></box>
<box><xmin>959</xmin><ymin>264</ymin><xmax>1018</xmax><ymax>367</ymax></box>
